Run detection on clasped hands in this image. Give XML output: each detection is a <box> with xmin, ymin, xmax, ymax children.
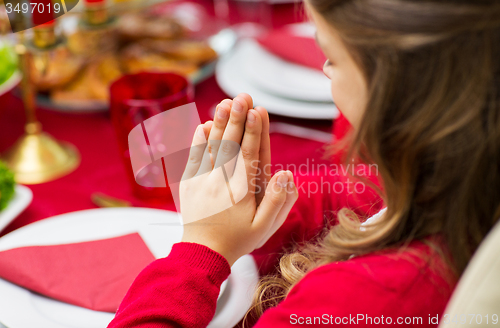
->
<box><xmin>180</xmin><ymin>94</ymin><xmax>299</xmax><ymax>266</ymax></box>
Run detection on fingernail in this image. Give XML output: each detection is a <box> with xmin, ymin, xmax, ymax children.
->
<box><xmin>232</xmin><ymin>100</ymin><xmax>243</xmax><ymax>113</ymax></box>
<box><xmin>247</xmin><ymin>111</ymin><xmax>256</xmax><ymax>123</ymax></box>
<box><xmin>197</xmin><ymin>125</ymin><xmax>205</xmax><ymax>138</ymax></box>
<box><xmin>277</xmin><ymin>172</ymin><xmax>288</xmax><ymax>188</ymax></box>
<box><xmin>217</xmin><ymin>107</ymin><xmax>228</xmax><ymax>119</ymax></box>
<box><xmin>287</xmin><ymin>181</ymin><xmax>295</xmax><ymax>192</ymax></box>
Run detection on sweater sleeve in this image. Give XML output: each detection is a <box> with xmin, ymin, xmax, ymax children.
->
<box><xmin>252</xmin><ymin>266</ymin><xmax>391</xmax><ymax>327</ymax></box>
<box><xmin>107</xmin><ymin>242</ymin><xmax>231</xmax><ymax>328</ymax></box>
<box><xmin>252</xmin><ymin>253</ymin><xmax>453</xmax><ymax>328</ymax></box>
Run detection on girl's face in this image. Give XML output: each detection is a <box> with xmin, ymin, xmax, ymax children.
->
<box><xmin>309</xmin><ymin>7</ymin><xmax>368</xmax><ymax>129</ymax></box>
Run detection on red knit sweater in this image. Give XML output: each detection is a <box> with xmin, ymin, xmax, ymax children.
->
<box><xmin>108</xmin><ymin>172</ymin><xmax>457</xmax><ymax>328</ymax></box>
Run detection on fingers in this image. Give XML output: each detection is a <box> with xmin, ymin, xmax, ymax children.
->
<box><xmin>230</xmin><ymin>109</ymin><xmax>262</xmax><ymax>196</ymax></box>
<box><xmin>206</xmin><ymin>100</ymin><xmax>231</xmax><ymax>166</ymax></box>
<box><xmin>213</xmin><ymin>95</ymin><xmax>251</xmax><ymax>174</ymax></box>
<box><xmin>220</xmin><ymin>95</ymin><xmax>250</xmax><ymax>145</ymax></box>
<box><xmin>254</xmin><ymin>106</ymin><xmax>271</xmax><ymax>205</ymax></box>
<box><xmin>182</xmin><ymin>124</ymin><xmax>208</xmax><ymax>180</ymax></box>
<box><xmin>252</xmin><ymin>171</ymin><xmax>291</xmax><ymax>232</ymax></box>
<box><xmin>202</xmin><ymin>120</ymin><xmax>213</xmax><ymax>139</ymax></box>
<box><xmin>256</xmin><ymin>171</ymin><xmax>298</xmax><ymax>248</ymax></box>
<box><xmin>195</xmin><ymin>94</ymin><xmax>254</xmax><ymax>178</ymax></box>
<box><xmin>215</xmin><ymin>94</ymin><xmax>252</xmax><ymax>119</ymax></box>
<box><xmin>192</xmin><ymin>119</ymin><xmax>215</xmax><ymax>175</ymax></box>
<box><xmin>213</xmin><ymin>99</ymin><xmax>233</xmax><ymax>121</ymax></box>
<box><xmin>238</xmin><ymin>93</ymin><xmax>253</xmax><ymax>111</ymax></box>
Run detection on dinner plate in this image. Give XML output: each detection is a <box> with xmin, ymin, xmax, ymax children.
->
<box><xmin>242</xmin><ymin>39</ymin><xmax>332</xmax><ymax>102</ymax></box>
<box><xmin>0</xmin><ymin>185</ymin><xmax>33</xmax><ymax>233</ymax></box>
<box><xmin>0</xmin><ymin>208</ymin><xmax>259</xmax><ymax>328</ymax></box>
<box><xmin>285</xmin><ymin>22</ymin><xmax>316</xmax><ymax>38</ymax></box>
<box><xmin>216</xmin><ymin>39</ymin><xmax>339</xmax><ymax>120</ymax></box>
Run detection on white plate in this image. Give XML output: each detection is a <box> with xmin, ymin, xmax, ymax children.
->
<box><xmin>242</xmin><ymin>39</ymin><xmax>332</xmax><ymax>102</ymax></box>
<box><xmin>216</xmin><ymin>39</ymin><xmax>339</xmax><ymax>120</ymax></box>
<box><xmin>0</xmin><ymin>208</ymin><xmax>258</xmax><ymax>328</ymax></box>
<box><xmin>285</xmin><ymin>22</ymin><xmax>316</xmax><ymax>38</ymax></box>
<box><xmin>0</xmin><ymin>185</ymin><xmax>33</xmax><ymax>233</ymax></box>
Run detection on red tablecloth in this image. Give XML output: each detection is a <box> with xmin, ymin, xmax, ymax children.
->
<box><xmin>0</xmin><ymin>0</ymin><xmax>336</xmax><ymax>237</ymax></box>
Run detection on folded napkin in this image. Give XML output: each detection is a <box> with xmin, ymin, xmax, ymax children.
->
<box><xmin>0</xmin><ymin>233</ymin><xmax>156</xmax><ymax>313</ymax></box>
<box><xmin>257</xmin><ymin>26</ymin><xmax>327</xmax><ymax>71</ymax></box>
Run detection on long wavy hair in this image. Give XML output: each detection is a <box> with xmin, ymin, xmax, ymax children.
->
<box><xmin>245</xmin><ymin>0</ymin><xmax>500</xmax><ymax>324</ymax></box>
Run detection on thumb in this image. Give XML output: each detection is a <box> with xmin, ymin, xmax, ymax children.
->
<box><xmin>252</xmin><ymin>171</ymin><xmax>289</xmax><ymax>232</ymax></box>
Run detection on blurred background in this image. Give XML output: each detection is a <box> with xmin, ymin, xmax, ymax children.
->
<box><xmin>0</xmin><ymin>0</ymin><xmax>347</xmax><ymax>326</ymax></box>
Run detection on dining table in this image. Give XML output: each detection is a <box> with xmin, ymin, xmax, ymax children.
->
<box><xmin>0</xmin><ymin>0</ymin><xmax>337</xmax><ymax>239</ymax></box>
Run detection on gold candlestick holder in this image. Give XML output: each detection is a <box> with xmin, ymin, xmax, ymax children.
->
<box><xmin>1</xmin><ymin>32</ymin><xmax>80</xmax><ymax>184</ymax></box>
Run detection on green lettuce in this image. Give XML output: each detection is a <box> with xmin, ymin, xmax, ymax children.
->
<box><xmin>0</xmin><ymin>161</ymin><xmax>15</xmax><ymax>210</ymax></box>
<box><xmin>0</xmin><ymin>40</ymin><xmax>18</xmax><ymax>86</ymax></box>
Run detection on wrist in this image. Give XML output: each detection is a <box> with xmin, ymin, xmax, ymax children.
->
<box><xmin>169</xmin><ymin>242</ymin><xmax>231</xmax><ymax>283</ymax></box>
<box><xmin>180</xmin><ymin>236</ymin><xmax>238</xmax><ymax>266</ymax></box>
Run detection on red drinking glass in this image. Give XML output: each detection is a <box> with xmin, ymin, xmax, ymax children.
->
<box><xmin>110</xmin><ymin>72</ymin><xmax>194</xmax><ymax>203</ymax></box>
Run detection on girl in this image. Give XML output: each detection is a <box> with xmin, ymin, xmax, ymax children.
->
<box><xmin>108</xmin><ymin>0</ymin><xmax>500</xmax><ymax>326</ymax></box>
